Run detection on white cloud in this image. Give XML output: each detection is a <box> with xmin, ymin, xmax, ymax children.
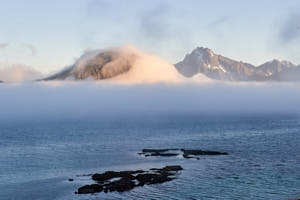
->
<box><xmin>0</xmin><ymin>64</ymin><xmax>42</xmax><ymax>82</ymax></box>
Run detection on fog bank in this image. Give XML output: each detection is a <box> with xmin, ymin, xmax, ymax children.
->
<box><xmin>0</xmin><ymin>82</ymin><xmax>300</xmax><ymax>120</ymax></box>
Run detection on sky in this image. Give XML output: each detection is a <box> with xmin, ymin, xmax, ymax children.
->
<box><xmin>0</xmin><ymin>0</ymin><xmax>300</xmax><ymax>74</ymax></box>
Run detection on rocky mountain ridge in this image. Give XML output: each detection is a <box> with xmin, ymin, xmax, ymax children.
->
<box><xmin>175</xmin><ymin>47</ymin><xmax>300</xmax><ymax>81</ymax></box>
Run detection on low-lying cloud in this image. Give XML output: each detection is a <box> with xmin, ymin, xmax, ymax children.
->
<box><xmin>0</xmin><ymin>82</ymin><xmax>299</xmax><ymax>120</ymax></box>
<box><xmin>0</xmin><ymin>65</ymin><xmax>42</xmax><ymax>82</ymax></box>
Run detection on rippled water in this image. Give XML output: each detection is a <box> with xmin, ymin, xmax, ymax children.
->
<box><xmin>0</xmin><ymin>115</ymin><xmax>300</xmax><ymax>200</ymax></box>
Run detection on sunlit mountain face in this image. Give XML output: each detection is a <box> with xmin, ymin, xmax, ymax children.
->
<box><xmin>175</xmin><ymin>47</ymin><xmax>300</xmax><ymax>82</ymax></box>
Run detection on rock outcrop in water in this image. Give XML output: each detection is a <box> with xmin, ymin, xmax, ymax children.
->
<box><xmin>175</xmin><ymin>47</ymin><xmax>300</xmax><ymax>82</ymax></box>
<box><xmin>76</xmin><ymin>166</ymin><xmax>183</xmax><ymax>194</ymax></box>
<box><xmin>71</xmin><ymin>148</ymin><xmax>228</xmax><ymax>195</ymax></box>
<box><xmin>138</xmin><ymin>148</ymin><xmax>228</xmax><ymax>159</ymax></box>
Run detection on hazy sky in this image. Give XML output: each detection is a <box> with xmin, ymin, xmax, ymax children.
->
<box><xmin>0</xmin><ymin>0</ymin><xmax>300</xmax><ymax>74</ymax></box>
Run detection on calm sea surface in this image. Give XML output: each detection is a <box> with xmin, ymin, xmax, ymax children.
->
<box><xmin>0</xmin><ymin>115</ymin><xmax>299</xmax><ymax>200</ymax></box>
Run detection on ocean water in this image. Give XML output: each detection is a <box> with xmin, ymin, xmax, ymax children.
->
<box><xmin>0</xmin><ymin>115</ymin><xmax>299</xmax><ymax>200</ymax></box>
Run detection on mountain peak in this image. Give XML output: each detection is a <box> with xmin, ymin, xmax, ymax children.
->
<box><xmin>175</xmin><ymin>46</ymin><xmax>300</xmax><ymax>82</ymax></box>
<box><xmin>193</xmin><ymin>47</ymin><xmax>215</xmax><ymax>57</ymax></box>
<box><xmin>267</xmin><ymin>59</ymin><xmax>281</xmax><ymax>65</ymax></box>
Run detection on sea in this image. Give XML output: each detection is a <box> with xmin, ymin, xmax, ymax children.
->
<box><xmin>0</xmin><ymin>114</ymin><xmax>299</xmax><ymax>200</ymax></box>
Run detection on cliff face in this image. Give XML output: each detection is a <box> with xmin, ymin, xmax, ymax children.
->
<box><xmin>175</xmin><ymin>47</ymin><xmax>300</xmax><ymax>81</ymax></box>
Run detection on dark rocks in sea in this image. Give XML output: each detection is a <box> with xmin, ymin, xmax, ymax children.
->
<box><xmin>138</xmin><ymin>148</ymin><xmax>228</xmax><ymax>159</ymax></box>
<box><xmin>76</xmin><ymin>166</ymin><xmax>183</xmax><ymax>194</ymax></box>
<box><xmin>103</xmin><ymin>178</ymin><xmax>136</xmax><ymax>193</ymax></box>
<box><xmin>135</xmin><ymin>173</ymin><xmax>173</xmax><ymax>186</ymax></box>
<box><xmin>75</xmin><ymin>149</ymin><xmax>227</xmax><ymax>195</ymax></box>
<box><xmin>77</xmin><ymin>184</ymin><xmax>103</xmax><ymax>194</ymax></box>
<box><xmin>181</xmin><ymin>149</ymin><xmax>228</xmax><ymax>156</ymax></box>
<box><xmin>92</xmin><ymin>170</ymin><xmax>144</xmax><ymax>183</ymax></box>
<box><xmin>147</xmin><ymin>152</ymin><xmax>180</xmax><ymax>157</ymax></box>
<box><xmin>68</xmin><ymin>178</ymin><xmax>74</xmax><ymax>182</ymax></box>
<box><xmin>150</xmin><ymin>165</ymin><xmax>183</xmax><ymax>172</ymax></box>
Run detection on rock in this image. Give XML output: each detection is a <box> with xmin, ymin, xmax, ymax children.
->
<box><xmin>77</xmin><ymin>184</ymin><xmax>103</xmax><ymax>194</ymax></box>
<box><xmin>149</xmin><ymin>153</ymin><xmax>179</xmax><ymax>157</ymax></box>
<box><xmin>122</xmin><ymin>170</ymin><xmax>145</xmax><ymax>174</ymax></box>
<box><xmin>181</xmin><ymin>149</ymin><xmax>228</xmax><ymax>156</ymax></box>
<box><xmin>76</xmin><ymin>165</ymin><xmax>183</xmax><ymax>194</ymax></box>
<box><xmin>161</xmin><ymin>165</ymin><xmax>183</xmax><ymax>171</ymax></box>
<box><xmin>92</xmin><ymin>171</ymin><xmax>136</xmax><ymax>182</ymax></box>
<box><xmin>104</xmin><ymin>178</ymin><xmax>136</xmax><ymax>192</ymax></box>
<box><xmin>138</xmin><ymin>148</ymin><xmax>228</xmax><ymax>159</ymax></box>
<box><xmin>68</xmin><ymin>178</ymin><xmax>74</xmax><ymax>182</ymax></box>
<box><xmin>136</xmin><ymin>173</ymin><xmax>173</xmax><ymax>186</ymax></box>
<box><xmin>150</xmin><ymin>165</ymin><xmax>183</xmax><ymax>177</ymax></box>
<box><xmin>140</xmin><ymin>149</ymin><xmax>180</xmax><ymax>157</ymax></box>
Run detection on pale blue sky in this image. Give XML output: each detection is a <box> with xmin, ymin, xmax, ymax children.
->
<box><xmin>0</xmin><ymin>0</ymin><xmax>300</xmax><ymax>73</ymax></box>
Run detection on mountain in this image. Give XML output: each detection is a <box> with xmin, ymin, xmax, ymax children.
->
<box><xmin>0</xmin><ymin>80</ymin><xmax>3</xmax><ymax>83</ymax></box>
<box><xmin>175</xmin><ymin>47</ymin><xmax>300</xmax><ymax>81</ymax></box>
<box><xmin>44</xmin><ymin>46</ymin><xmax>182</xmax><ymax>83</ymax></box>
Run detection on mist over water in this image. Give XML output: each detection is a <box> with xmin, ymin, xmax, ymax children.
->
<box><xmin>1</xmin><ymin>81</ymin><xmax>300</xmax><ymax>121</ymax></box>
